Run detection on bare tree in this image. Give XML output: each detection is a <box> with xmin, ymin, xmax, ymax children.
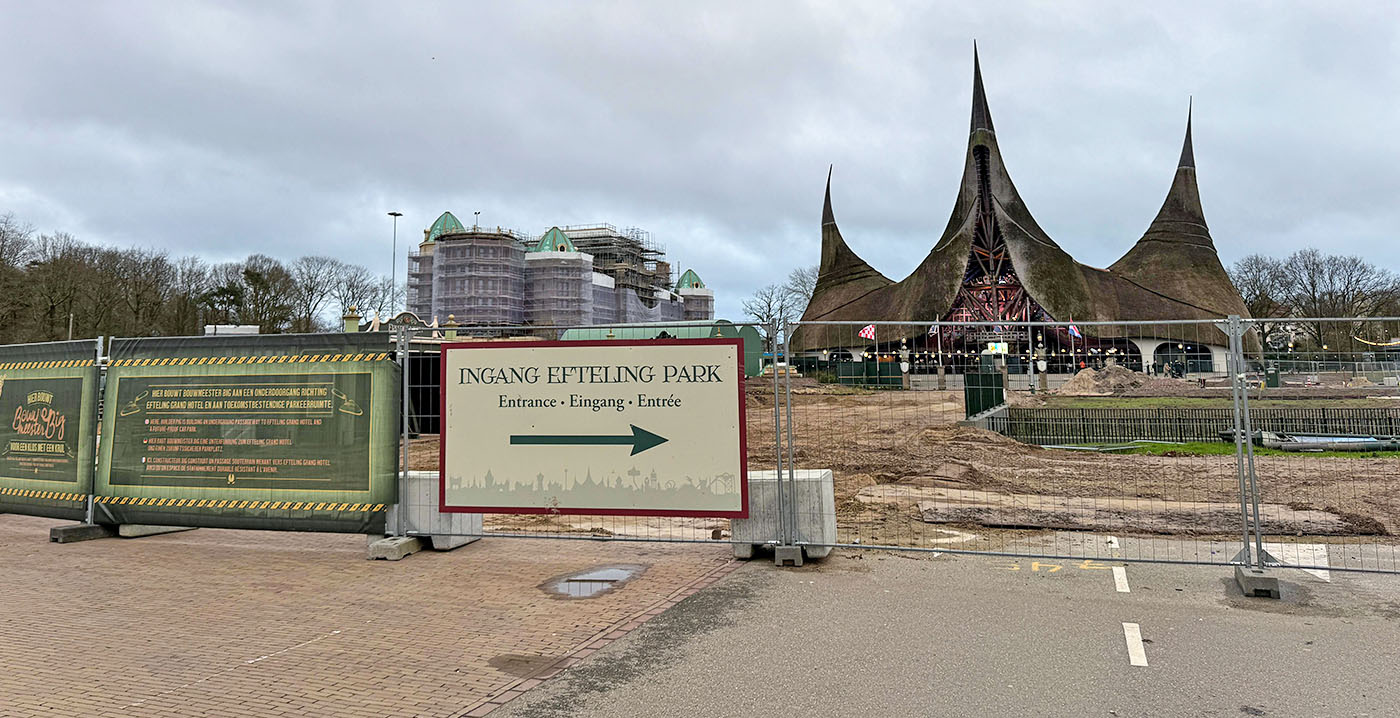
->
<box><xmin>1229</xmin><ymin>254</ymin><xmax>1290</xmax><ymax>338</ymax></box>
<box><xmin>742</xmin><ymin>283</ymin><xmax>794</xmax><ymax>353</ymax></box>
<box><xmin>114</xmin><ymin>248</ymin><xmax>174</xmax><ymax>335</ymax></box>
<box><xmin>239</xmin><ymin>254</ymin><xmax>295</xmax><ymax>333</ymax></box>
<box><xmin>25</xmin><ymin>233</ymin><xmax>87</xmax><ymax>340</ymax></box>
<box><xmin>329</xmin><ymin>262</ymin><xmax>378</xmax><ymax>319</ymax></box>
<box><xmin>0</xmin><ymin>213</ymin><xmax>35</xmax><ymax>339</ymax></box>
<box><xmin>1283</xmin><ymin>249</ymin><xmax>1398</xmax><ymax>347</ymax></box>
<box><xmin>163</xmin><ymin>256</ymin><xmax>210</xmax><ymax>336</ymax></box>
<box><xmin>288</xmin><ymin>256</ymin><xmax>340</xmax><ymax>333</ymax></box>
<box><xmin>0</xmin><ymin>212</ymin><xmax>34</xmax><ymax>269</ymax></box>
<box><xmin>783</xmin><ymin>264</ymin><xmax>818</xmax><ymax>315</ymax></box>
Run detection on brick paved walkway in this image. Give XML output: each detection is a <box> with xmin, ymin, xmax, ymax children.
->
<box><xmin>0</xmin><ymin>515</ymin><xmax>734</xmax><ymax>717</ymax></box>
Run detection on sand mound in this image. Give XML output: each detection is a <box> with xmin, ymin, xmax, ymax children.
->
<box><xmin>1057</xmin><ymin>365</ymin><xmax>1144</xmax><ymax>395</ymax></box>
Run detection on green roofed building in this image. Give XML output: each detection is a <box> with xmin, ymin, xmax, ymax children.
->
<box><xmin>533</xmin><ymin>227</ymin><xmax>577</xmax><ymax>253</ymax></box>
<box><xmin>676</xmin><ymin>269</ymin><xmax>705</xmax><ymax>289</ymax></box>
<box><xmin>560</xmin><ymin>320</ymin><xmax>762</xmax><ymax>376</ymax></box>
<box><xmin>424</xmin><ymin>211</ymin><xmax>466</xmax><ymax>243</ymax></box>
<box><xmin>407</xmin><ymin>217</ymin><xmax>715</xmax><ymax>328</ymax></box>
<box><xmin>675</xmin><ymin>269</ymin><xmax>714</xmax><ymax>320</ymax></box>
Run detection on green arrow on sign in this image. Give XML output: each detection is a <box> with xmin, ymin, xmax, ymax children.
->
<box><xmin>510</xmin><ymin>424</ymin><xmax>669</xmax><ymax>456</ymax></box>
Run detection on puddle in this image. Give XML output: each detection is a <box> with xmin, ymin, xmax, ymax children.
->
<box><xmin>541</xmin><ymin>564</ymin><xmax>646</xmax><ymax>598</ymax></box>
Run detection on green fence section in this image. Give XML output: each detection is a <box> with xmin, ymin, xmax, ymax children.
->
<box><xmin>836</xmin><ymin>360</ymin><xmax>904</xmax><ymax>387</ymax></box>
<box><xmin>991</xmin><ymin>406</ymin><xmax>1400</xmax><ymax>445</ymax></box>
<box><xmin>0</xmin><ymin>340</ymin><xmax>100</xmax><ymax>520</ymax></box>
<box><xmin>963</xmin><ymin>372</ymin><xmax>1005</xmax><ymax>418</ymax></box>
<box><xmin>93</xmin><ymin>333</ymin><xmax>400</xmax><ymax>533</ymax></box>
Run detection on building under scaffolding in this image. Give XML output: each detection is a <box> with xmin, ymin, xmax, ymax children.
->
<box><xmin>407</xmin><ymin>214</ymin><xmax>714</xmax><ymax>328</ymax></box>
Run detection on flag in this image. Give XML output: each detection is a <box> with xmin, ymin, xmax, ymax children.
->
<box><xmin>858</xmin><ymin>324</ymin><xmax>877</xmax><ymax>341</ymax></box>
<box><xmin>1068</xmin><ymin>324</ymin><xmax>1083</xmax><ymax>339</ymax></box>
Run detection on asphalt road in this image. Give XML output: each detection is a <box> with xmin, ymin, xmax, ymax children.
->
<box><xmin>493</xmin><ymin>549</ymin><xmax>1400</xmax><ymax>718</ymax></box>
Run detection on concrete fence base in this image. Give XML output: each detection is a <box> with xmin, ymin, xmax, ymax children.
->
<box><xmin>732</xmin><ymin>469</ymin><xmax>836</xmax><ymax>563</ymax></box>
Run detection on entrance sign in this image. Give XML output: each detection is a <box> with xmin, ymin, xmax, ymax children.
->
<box><xmin>440</xmin><ymin>338</ymin><xmax>747</xmax><ymax>517</ymax></box>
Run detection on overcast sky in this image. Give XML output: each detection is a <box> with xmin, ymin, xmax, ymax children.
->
<box><xmin>2</xmin><ymin>2</ymin><xmax>1397</xmax><ymax>321</ymax></box>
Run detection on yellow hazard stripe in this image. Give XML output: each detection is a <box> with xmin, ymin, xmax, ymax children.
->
<box><xmin>105</xmin><ymin>353</ymin><xmax>389</xmax><ymax>365</ymax></box>
<box><xmin>83</xmin><ymin>496</ymin><xmax>387</xmax><ymax>513</ymax></box>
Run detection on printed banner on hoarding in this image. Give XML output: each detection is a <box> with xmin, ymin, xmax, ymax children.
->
<box><xmin>0</xmin><ymin>340</ymin><xmax>100</xmax><ymax>520</ymax></box>
<box><xmin>94</xmin><ymin>334</ymin><xmax>400</xmax><ymax>533</ymax></box>
<box><xmin>440</xmin><ymin>338</ymin><xmax>747</xmax><ymax>517</ymax></box>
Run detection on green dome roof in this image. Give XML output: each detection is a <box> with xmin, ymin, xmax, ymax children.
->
<box><xmin>425</xmin><ymin>211</ymin><xmax>466</xmax><ymax>243</ymax></box>
<box><xmin>676</xmin><ymin>269</ymin><xmax>705</xmax><ymax>289</ymax></box>
<box><xmin>531</xmin><ymin>227</ymin><xmax>577</xmax><ymax>253</ymax></box>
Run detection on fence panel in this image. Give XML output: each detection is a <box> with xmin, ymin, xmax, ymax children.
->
<box><xmin>0</xmin><ymin>339</ymin><xmax>100</xmax><ymax>520</ymax></box>
<box><xmin>395</xmin><ymin>322</ymin><xmax>781</xmax><ymax>551</ymax></box>
<box><xmin>92</xmin><ymin>333</ymin><xmax>400</xmax><ymax>533</ymax></box>
<box><xmin>1241</xmin><ymin>317</ymin><xmax>1400</xmax><ymax>574</ymax></box>
<box><xmin>785</xmin><ymin>319</ymin><xmax>1255</xmax><ymax>566</ymax></box>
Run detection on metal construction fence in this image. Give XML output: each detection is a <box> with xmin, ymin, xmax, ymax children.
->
<box><xmin>3</xmin><ymin>316</ymin><xmax>1397</xmax><ymax>577</ymax></box>
<box><xmin>778</xmin><ymin>317</ymin><xmax>1400</xmax><ymax>574</ymax></box>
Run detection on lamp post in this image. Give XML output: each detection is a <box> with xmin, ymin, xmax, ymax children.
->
<box><xmin>388</xmin><ymin>211</ymin><xmax>403</xmax><ymax>311</ymax></box>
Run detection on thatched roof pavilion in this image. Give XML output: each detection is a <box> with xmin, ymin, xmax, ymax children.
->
<box><xmin>793</xmin><ymin>48</ymin><xmax>1250</xmax><ymax>358</ymax></box>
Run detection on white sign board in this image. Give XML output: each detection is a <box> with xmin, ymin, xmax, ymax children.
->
<box><xmin>440</xmin><ymin>338</ymin><xmax>747</xmax><ymax>517</ymax></box>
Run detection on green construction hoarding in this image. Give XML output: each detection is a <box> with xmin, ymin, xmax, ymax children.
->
<box><xmin>94</xmin><ymin>334</ymin><xmax>400</xmax><ymax>533</ymax></box>
<box><xmin>0</xmin><ymin>340</ymin><xmax>100</xmax><ymax>520</ymax></box>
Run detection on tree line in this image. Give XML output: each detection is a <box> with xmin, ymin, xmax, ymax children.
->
<box><xmin>1228</xmin><ymin>249</ymin><xmax>1400</xmax><ymax>348</ymax></box>
<box><xmin>0</xmin><ymin>211</ymin><xmax>398</xmax><ymax>344</ymax></box>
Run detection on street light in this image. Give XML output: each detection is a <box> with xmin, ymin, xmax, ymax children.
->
<box><xmin>388</xmin><ymin>212</ymin><xmax>403</xmax><ymax>311</ymax></box>
<box><xmin>474</xmin><ymin>211</ymin><xmax>481</xmax><ymax>230</ymax></box>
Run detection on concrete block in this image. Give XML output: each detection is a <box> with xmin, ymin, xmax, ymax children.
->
<box><xmin>383</xmin><ymin>470</ymin><xmax>482</xmax><ymax>551</ymax></box>
<box><xmin>49</xmin><ymin>523</ymin><xmax>117</xmax><ymax>543</ymax></box>
<box><xmin>117</xmin><ymin>524</ymin><xmax>197</xmax><ymax>538</ymax></box>
<box><xmin>1235</xmin><ymin>566</ymin><xmax>1281</xmax><ymax>599</ymax></box>
<box><xmin>367</xmin><ymin>536</ymin><xmax>423</xmax><ymax>561</ymax></box>
<box><xmin>732</xmin><ymin>469</ymin><xmax>836</xmax><ymax>562</ymax></box>
<box><xmin>773</xmin><ymin>545</ymin><xmax>804</xmax><ymax>567</ymax></box>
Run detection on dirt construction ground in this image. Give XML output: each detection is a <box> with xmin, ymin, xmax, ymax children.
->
<box><xmin>411</xmin><ymin>379</ymin><xmax>1400</xmax><ymax>552</ymax></box>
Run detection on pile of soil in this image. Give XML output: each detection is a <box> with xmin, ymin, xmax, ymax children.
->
<box><xmin>1057</xmin><ymin>366</ymin><xmax>1188</xmax><ymax>396</ymax></box>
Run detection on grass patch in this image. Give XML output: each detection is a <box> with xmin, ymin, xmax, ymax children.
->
<box><xmin>1058</xmin><ymin>441</ymin><xmax>1400</xmax><ymax>459</ymax></box>
<box><xmin>1038</xmin><ymin>396</ymin><xmax>1399</xmax><ymax>409</ymax></box>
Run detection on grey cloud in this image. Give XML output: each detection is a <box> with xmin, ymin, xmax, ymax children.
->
<box><xmin>1</xmin><ymin>1</ymin><xmax>1396</xmax><ymax>322</ymax></box>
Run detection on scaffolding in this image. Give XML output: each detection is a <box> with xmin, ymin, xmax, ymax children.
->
<box><xmin>426</xmin><ymin>232</ymin><xmax>526</xmax><ymax>326</ymax></box>
<box><xmin>561</xmin><ymin>224</ymin><xmax>672</xmax><ymax>301</ymax></box>
<box><xmin>524</xmin><ymin>252</ymin><xmax>593</xmax><ymax>327</ymax></box>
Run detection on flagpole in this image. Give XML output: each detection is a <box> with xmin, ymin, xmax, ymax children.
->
<box><xmin>1069</xmin><ymin>316</ymin><xmax>1076</xmax><ymax>371</ymax></box>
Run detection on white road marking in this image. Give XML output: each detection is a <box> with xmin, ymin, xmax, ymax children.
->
<box><xmin>1106</xmin><ymin>535</ymin><xmax>1120</xmax><ymax>549</ymax></box>
<box><xmin>1263</xmin><ymin>542</ymin><xmax>1331</xmax><ymax>582</ymax></box>
<box><xmin>125</xmin><ymin>629</ymin><xmax>343</xmax><ymax>707</ymax></box>
<box><xmin>1112</xmin><ymin>566</ymin><xmax>1130</xmax><ymax>593</ymax></box>
<box><xmin>1122</xmin><ymin>623</ymin><xmax>1148</xmax><ymax>667</ymax></box>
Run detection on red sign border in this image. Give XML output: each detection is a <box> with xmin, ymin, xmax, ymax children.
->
<box><xmin>438</xmin><ymin>337</ymin><xmax>748</xmax><ymax>518</ymax></box>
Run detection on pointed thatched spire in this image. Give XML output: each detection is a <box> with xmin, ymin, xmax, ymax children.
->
<box><xmin>970</xmin><ymin>42</ymin><xmax>995</xmax><ymax>134</ymax></box>
<box><xmin>1129</xmin><ymin>106</ymin><xmax>1211</xmax><ymax>249</ymax></box>
<box><xmin>1109</xmin><ymin>105</ymin><xmax>1249</xmax><ymax>319</ymax></box>
<box><xmin>1179</xmin><ymin>98</ymin><xmax>1195</xmax><ymax>168</ymax></box>
<box><xmin>794</xmin><ymin>167</ymin><xmax>892</xmax><ymax>326</ymax></box>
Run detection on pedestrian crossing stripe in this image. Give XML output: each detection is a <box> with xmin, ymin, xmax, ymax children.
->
<box><xmin>107</xmin><ymin>353</ymin><xmax>391</xmax><ymax>367</ymax></box>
